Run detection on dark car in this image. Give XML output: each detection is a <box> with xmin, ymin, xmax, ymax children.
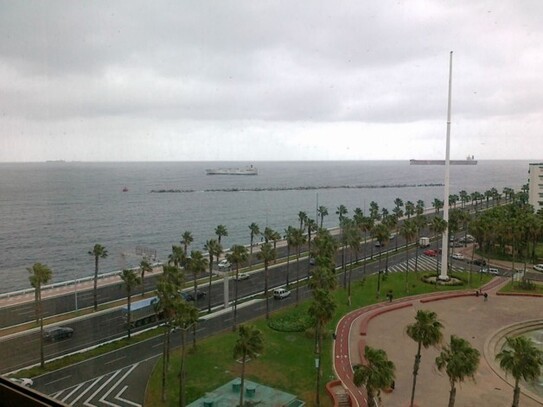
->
<box><xmin>180</xmin><ymin>290</ymin><xmax>206</xmax><ymax>302</ymax></box>
<box><xmin>43</xmin><ymin>326</ymin><xmax>74</xmax><ymax>342</ymax></box>
<box><xmin>468</xmin><ymin>258</ymin><xmax>487</xmax><ymax>266</ymax></box>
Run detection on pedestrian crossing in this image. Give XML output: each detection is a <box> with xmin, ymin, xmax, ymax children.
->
<box><xmin>382</xmin><ymin>255</ymin><xmax>467</xmax><ymax>275</ymax></box>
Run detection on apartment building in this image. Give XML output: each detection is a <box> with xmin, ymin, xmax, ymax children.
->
<box><xmin>528</xmin><ymin>162</ymin><xmax>543</xmax><ymax>212</ymax></box>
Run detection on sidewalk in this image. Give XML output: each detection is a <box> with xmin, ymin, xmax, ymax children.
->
<box><xmin>332</xmin><ymin>278</ymin><xmax>543</xmax><ymax>407</ymax></box>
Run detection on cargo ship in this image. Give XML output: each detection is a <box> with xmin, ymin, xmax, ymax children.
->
<box><xmin>205</xmin><ymin>165</ymin><xmax>258</xmax><ymax>175</ymax></box>
<box><xmin>410</xmin><ymin>155</ymin><xmax>477</xmax><ymax>165</ymax></box>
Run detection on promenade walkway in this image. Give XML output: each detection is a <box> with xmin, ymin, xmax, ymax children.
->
<box><xmin>332</xmin><ymin>277</ymin><xmax>543</xmax><ymax>407</ymax></box>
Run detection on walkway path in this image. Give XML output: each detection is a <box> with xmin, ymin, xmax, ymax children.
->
<box><xmin>332</xmin><ymin>277</ymin><xmax>543</xmax><ymax>407</ymax></box>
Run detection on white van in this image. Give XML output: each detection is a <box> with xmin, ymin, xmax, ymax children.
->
<box><xmin>273</xmin><ymin>288</ymin><xmax>291</xmax><ymax>300</ymax></box>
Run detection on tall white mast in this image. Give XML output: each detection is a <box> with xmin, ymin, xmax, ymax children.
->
<box><xmin>439</xmin><ymin>51</ymin><xmax>453</xmax><ymax>281</ymax></box>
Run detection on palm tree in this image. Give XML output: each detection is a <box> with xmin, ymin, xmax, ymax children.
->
<box><xmin>305</xmin><ymin>218</ymin><xmax>317</xmax><ymax>269</ymax></box>
<box><xmin>248</xmin><ymin>222</ymin><xmax>260</xmax><ymax>269</ymax></box>
<box><xmin>28</xmin><ymin>262</ymin><xmax>52</xmax><ymax>368</ymax></box>
<box><xmin>400</xmin><ymin>219</ymin><xmax>417</xmax><ymax>293</ymax></box>
<box><xmin>336</xmin><ymin>205</ymin><xmax>348</xmax><ymax>281</ymax></box>
<box><xmin>496</xmin><ymin>336</ymin><xmax>543</xmax><ymax>407</ymax></box>
<box><xmin>431</xmin><ymin>216</ymin><xmax>448</xmax><ymax>278</ymax></box>
<box><xmin>203</xmin><ymin>239</ymin><xmax>222</xmax><ymax>313</ymax></box>
<box><xmin>180</xmin><ymin>230</ymin><xmax>193</xmax><ymax>256</ymax></box>
<box><xmin>435</xmin><ymin>335</ymin><xmax>480</xmax><ymax>407</ymax></box>
<box><xmin>308</xmin><ymin>289</ymin><xmax>336</xmax><ymax>406</ymax></box>
<box><xmin>88</xmin><ymin>243</ymin><xmax>108</xmax><ymax>311</ymax></box>
<box><xmin>139</xmin><ymin>258</ymin><xmax>152</xmax><ymax>297</ymax></box>
<box><xmin>298</xmin><ymin>211</ymin><xmax>308</xmax><ymax>231</ymax></box>
<box><xmin>405</xmin><ymin>200</ymin><xmax>415</xmax><ymax>219</ymax></box>
<box><xmin>372</xmin><ymin>223</ymin><xmax>390</xmax><ymax>297</ymax></box>
<box><xmin>353</xmin><ymin>346</ymin><xmax>396</xmax><ymax>407</ymax></box>
<box><xmin>168</xmin><ymin>245</ymin><xmax>185</xmax><ymax>269</ymax></box>
<box><xmin>369</xmin><ymin>201</ymin><xmax>380</xmax><ymax>221</ymax></box>
<box><xmin>215</xmin><ymin>224</ymin><xmax>228</xmax><ymax>245</ymax></box>
<box><xmin>174</xmin><ymin>298</ymin><xmax>199</xmax><ymax>407</ymax></box>
<box><xmin>290</xmin><ymin>228</ymin><xmax>306</xmax><ymax>304</ymax></box>
<box><xmin>345</xmin><ymin>219</ymin><xmax>360</xmax><ymax>304</ymax></box>
<box><xmin>406</xmin><ymin>310</ymin><xmax>444</xmax><ymax>407</ymax></box>
<box><xmin>317</xmin><ymin>205</ymin><xmax>328</xmax><ymax>228</ymax></box>
<box><xmin>233</xmin><ymin>324</ymin><xmax>264</xmax><ymax>407</ymax></box>
<box><xmin>284</xmin><ymin>226</ymin><xmax>295</xmax><ymax>288</ymax></box>
<box><xmin>120</xmin><ymin>269</ymin><xmax>141</xmax><ymax>340</ymax></box>
<box><xmin>226</xmin><ymin>245</ymin><xmax>248</xmax><ymax>330</ymax></box>
<box><xmin>186</xmin><ymin>250</ymin><xmax>208</xmax><ymax>349</ymax></box>
<box><xmin>257</xmin><ymin>242</ymin><xmax>276</xmax><ymax>319</ymax></box>
<box><xmin>433</xmin><ymin>198</ymin><xmax>444</xmax><ymax>215</ymax></box>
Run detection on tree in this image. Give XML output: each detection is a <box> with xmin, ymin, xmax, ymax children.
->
<box><xmin>405</xmin><ymin>200</ymin><xmax>415</xmax><ymax>219</ymax></box>
<box><xmin>496</xmin><ymin>336</ymin><xmax>543</xmax><ymax>407</ymax></box>
<box><xmin>173</xmin><ymin>298</ymin><xmax>199</xmax><ymax>407</ymax></box>
<box><xmin>168</xmin><ymin>245</ymin><xmax>186</xmax><ymax>269</ymax></box>
<box><xmin>203</xmin><ymin>239</ymin><xmax>222</xmax><ymax>313</ymax></box>
<box><xmin>400</xmin><ymin>219</ymin><xmax>417</xmax><ymax>293</ymax></box>
<box><xmin>284</xmin><ymin>226</ymin><xmax>295</xmax><ymax>288</ymax></box>
<box><xmin>435</xmin><ymin>335</ymin><xmax>480</xmax><ymax>407</ymax></box>
<box><xmin>88</xmin><ymin>243</ymin><xmax>108</xmax><ymax>311</ymax></box>
<box><xmin>120</xmin><ymin>268</ymin><xmax>141</xmax><ymax>340</ymax></box>
<box><xmin>180</xmin><ymin>231</ymin><xmax>193</xmax><ymax>256</ymax></box>
<box><xmin>406</xmin><ymin>310</ymin><xmax>444</xmax><ymax>407</ymax></box>
<box><xmin>185</xmin><ymin>250</ymin><xmax>208</xmax><ymax>349</ymax></box>
<box><xmin>28</xmin><ymin>262</ymin><xmax>52</xmax><ymax>368</ymax></box>
<box><xmin>215</xmin><ymin>224</ymin><xmax>228</xmax><ymax>245</ymax></box>
<box><xmin>298</xmin><ymin>211</ymin><xmax>308</xmax><ymax>231</ymax></box>
<box><xmin>233</xmin><ymin>325</ymin><xmax>264</xmax><ymax>407</ymax></box>
<box><xmin>308</xmin><ymin>289</ymin><xmax>336</xmax><ymax>406</ymax></box>
<box><xmin>257</xmin><ymin>242</ymin><xmax>276</xmax><ymax>319</ymax></box>
<box><xmin>433</xmin><ymin>198</ymin><xmax>444</xmax><ymax>215</ymax></box>
<box><xmin>372</xmin><ymin>222</ymin><xmax>390</xmax><ymax>297</ymax></box>
<box><xmin>317</xmin><ymin>205</ymin><xmax>329</xmax><ymax>228</ymax></box>
<box><xmin>336</xmin><ymin>205</ymin><xmax>348</xmax><ymax>283</ymax></box>
<box><xmin>344</xmin><ymin>218</ymin><xmax>361</xmax><ymax>304</ymax></box>
<box><xmin>290</xmin><ymin>228</ymin><xmax>306</xmax><ymax>305</ymax></box>
<box><xmin>226</xmin><ymin>245</ymin><xmax>248</xmax><ymax>330</ymax></box>
<box><xmin>248</xmin><ymin>222</ymin><xmax>260</xmax><ymax>269</ymax></box>
<box><xmin>139</xmin><ymin>258</ymin><xmax>152</xmax><ymax>297</ymax></box>
<box><xmin>353</xmin><ymin>346</ymin><xmax>396</xmax><ymax>407</ymax></box>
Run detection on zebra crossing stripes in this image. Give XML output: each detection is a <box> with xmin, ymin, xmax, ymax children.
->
<box><xmin>50</xmin><ymin>364</ymin><xmax>142</xmax><ymax>407</ymax></box>
<box><xmin>384</xmin><ymin>256</ymin><xmax>466</xmax><ymax>274</ymax></box>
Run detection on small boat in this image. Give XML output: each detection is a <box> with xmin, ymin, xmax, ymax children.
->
<box><xmin>205</xmin><ymin>165</ymin><xmax>258</xmax><ymax>175</ymax></box>
<box><xmin>122</xmin><ymin>187</ymin><xmax>128</xmax><ymax>192</ymax></box>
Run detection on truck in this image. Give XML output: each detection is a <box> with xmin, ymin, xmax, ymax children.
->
<box><xmin>419</xmin><ymin>237</ymin><xmax>430</xmax><ymax>247</ymax></box>
<box><xmin>121</xmin><ymin>296</ymin><xmax>161</xmax><ymax>328</ymax></box>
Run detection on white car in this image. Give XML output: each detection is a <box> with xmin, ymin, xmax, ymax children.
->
<box><xmin>218</xmin><ymin>259</ymin><xmax>231</xmax><ymax>270</ymax></box>
<box><xmin>481</xmin><ymin>267</ymin><xmax>499</xmax><ymax>275</ymax></box>
<box><xmin>10</xmin><ymin>377</ymin><xmax>33</xmax><ymax>387</ymax></box>
<box><xmin>451</xmin><ymin>253</ymin><xmax>464</xmax><ymax>260</ymax></box>
<box><xmin>533</xmin><ymin>264</ymin><xmax>543</xmax><ymax>272</ymax></box>
<box><xmin>273</xmin><ymin>288</ymin><xmax>291</xmax><ymax>299</ymax></box>
<box><xmin>234</xmin><ymin>272</ymin><xmax>249</xmax><ymax>281</ymax></box>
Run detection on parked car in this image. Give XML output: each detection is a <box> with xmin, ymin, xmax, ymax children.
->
<box><xmin>234</xmin><ymin>272</ymin><xmax>250</xmax><ymax>281</ymax></box>
<box><xmin>273</xmin><ymin>288</ymin><xmax>291</xmax><ymax>299</ymax></box>
<box><xmin>424</xmin><ymin>249</ymin><xmax>437</xmax><ymax>257</ymax></box>
<box><xmin>451</xmin><ymin>253</ymin><xmax>464</xmax><ymax>260</ymax></box>
<box><xmin>9</xmin><ymin>378</ymin><xmax>34</xmax><ymax>387</ymax></box>
<box><xmin>180</xmin><ymin>290</ymin><xmax>206</xmax><ymax>301</ymax></box>
<box><xmin>218</xmin><ymin>259</ymin><xmax>231</xmax><ymax>270</ymax></box>
<box><xmin>533</xmin><ymin>264</ymin><xmax>543</xmax><ymax>272</ymax></box>
<box><xmin>43</xmin><ymin>326</ymin><xmax>74</xmax><ymax>342</ymax></box>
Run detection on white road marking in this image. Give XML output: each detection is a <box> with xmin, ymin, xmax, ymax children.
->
<box><xmin>83</xmin><ymin>369</ymin><xmax>123</xmax><ymax>407</ymax></box>
<box><xmin>70</xmin><ymin>374</ymin><xmax>105</xmax><ymax>405</ymax></box>
<box><xmin>115</xmin><ymin>385</ymin><xmax>142</xmax><ymax>407</ymax></box>
<box><xmin>99</xmin><ymin>363</ymin><xmax>139</xmax><ymax>407</ymax></box>
<box><xmin>105</xmin><ymin>356</ymin><xmax>126</xmax><ymax>365</ymax></box>
<box><xmin>61</xmin><ymin>383</ymin><xmax>84</xmax><ymax>403</ymax></box>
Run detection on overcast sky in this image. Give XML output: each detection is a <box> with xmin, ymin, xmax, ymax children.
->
<box><xmin>0</xmin><ymin>1</ymin><xmax>541</xmax><ymax>162</ymax></box>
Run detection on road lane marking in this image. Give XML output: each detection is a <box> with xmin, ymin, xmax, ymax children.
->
<box><xmin>105</xmin><ymin>356</ymin><xmax>126</xmax><ymax>365</ymax></box>
<box><xmin>70</xmin><ymin>375</ymin><xmax>105</xmax><ymax>405</ymax></box>
<box><xmin>83</xmin><ymin>369</ymin><xmax>123</xmax><ymax>407</ymax></box>
<box><xmin>45</xmin><ymin>375</ymin><xmax>72</xmax><ymax>386</ymax></box>
<box><xmin>115</xmin><ymin>385</ymin><xmax>141</xmax><ymax>407</ymax></box>
<box><xmin>61</xmin><ymin>383</ymin><xmax>84</xmax><ymax>403</ymax></box>
<box><xmin>99</xmin><ymin>363</ymin><xmax>139</xmax><ymax>407</ymax></box>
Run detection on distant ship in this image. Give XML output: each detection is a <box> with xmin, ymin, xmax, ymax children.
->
<box><xmin>410</xmin><ymin>155</ymin><xmax>477</xmax><ymax>166</ymax></box>
<box><xmin>205</xmin><ymin>165</ymin><xmax>258</xmax><ymax>176</ymax></box>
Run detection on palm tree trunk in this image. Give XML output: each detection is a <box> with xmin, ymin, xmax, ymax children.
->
<box><xmin>286</xmin><ymin>245</ymin><xmax>290</xmax><ymax>288</ymax></box>
<box><xmin>377</xmin><ymin>249</ymin><xmax>383</xmax><ymax>298</ymax></box>
<box><xmin>448</xmin><ymin>384</ymin><xmax>456</xmax><ymax>407</ymax></box>
<box><xmin>513</xmin><ymin>379</ymin><xmax>520</xmax><ymax>407</ymax></box>
<box><xmin>93</xmin><ymin>258</ymin><xmax>99</xmax><ymax>311</ymax></box>
<box><xmin>265</xmin><ymin>263</ymin><xmax>269</xmax><ymax>319</ymax></box>
<box><xmin>127</xmin><ymin>291</ymin><xmax>132</xmax><ymax>340</ymax></box>
<box><xmin>233</xmin><ymin>266</ymin><xmax>239</xmax><ymax>330</ymax></box>
<box><xmin>207</xmin><ymin>260</ymin><xmax>213</xmax><ymax>313</ymax></box>
<box><xmin>315</xmin><ymin>323</ymin><xmax>322</xmax><ymax>406</ymax></box>
<box><xmin>296</xmin><ymin>251</ymin><xmax>300</xmax><ymax>305</ymax></box>
<box><xmin>410</xmin><ymin>343</ymin><xmax>422</xmax><ymax>407</ymax></box>
<box><xmin>179</xmin><ymin>329</ymin><xmax>186</xmax><ymax>407</ymax></box>
<box><xmin>239</xmin><ymin>353</ymin><xmax>246</xmax><ymax>407</ymax></box>
<box><xmin>405</xmin><ymin>242</ymin><xmax>410</xmax><ymax>293</ymax></box>
<box><xmin>161</xmin><ymin>329</ymin><xmax>168</xmax><ymax>401</ymax></box>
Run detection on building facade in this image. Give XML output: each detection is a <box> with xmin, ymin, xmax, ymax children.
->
<box><xmin>528</xmin><ymin>162</ymin><xmax>543</xmax><ymax>212</ymax></box>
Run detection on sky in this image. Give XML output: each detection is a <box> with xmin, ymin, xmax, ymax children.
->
<box><xmin>0</xmin><ymin>1</ymin><xmax>542</xmax><ymax>162</ymax></box>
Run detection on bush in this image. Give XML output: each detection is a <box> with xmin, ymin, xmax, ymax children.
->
<box><xmin>267</xmin><ymin>307</ymin><xmax>314</xmax><ymax>332</ymax></box>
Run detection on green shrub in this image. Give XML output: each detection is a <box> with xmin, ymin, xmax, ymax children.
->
<box><xmin>267</xmin><ymin>307</ymin><xmax>314</xmax><ymax>332</ymax></box>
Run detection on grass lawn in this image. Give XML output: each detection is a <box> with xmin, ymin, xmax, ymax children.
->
<box><xmin>499</xmin><ymin>280</ymin><xmax>543</xmax><ymax>295</ymax></box>
<box><xmin>145</xmin><ymin>269</ymin><xmax>491</xmax><ymax>406</ymax></box>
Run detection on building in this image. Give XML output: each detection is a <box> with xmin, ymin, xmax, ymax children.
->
<box><xmin>528</xmin><ymin>163</ymin><xmax>543</xmax><ymax>212</ymax></box>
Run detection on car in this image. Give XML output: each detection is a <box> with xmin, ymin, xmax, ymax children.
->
<box><xmin>180</xmin><ymin>290</ymin><xmax>206</xmax><ymax>301</ymax></box>
<box><xmin>218</xmin><ymin>259</ymin><xmax>231</xmax><ymax>270</ymax></box>
<box><xmin>43</xmin><ymin>326</ymin><xmax>74</xmax><ymax>342</ymax></box>
<box><xmin>309</xmin><ymin>257</ymin><xmax>316</xmax><ymax>266</ymax></box>
<box><xmin>234</xmin><ymin>272</ymin><xmax>249</xmax><ymax>281</ymax></box>
<box><xmin>423</xmin><ymin>249</ymin><xmax>437</xmax><ymax>257</ymax></box>
<box><xmin>533</xmin><ymin>264</ymin><xmax>543</xmax><ymax>272</ymax></box>
<box><xmin>480</xmin><ymin>267</ymin><xmax>499</xmax><ymax>275</ymax></box>
<box><xmin>9</xmin><ymin>378</ymin><xmax>34</xmax><ymax>387</ymax></box>
<box><xmin>451</xmin><ymin>253</ymin><xmax>464</xmax><ymax>260</ymax></box>
<box><xmin>273</xmin><ymin>288</ymin><xmax>291</xmax><ymax>299</ymax></box>
<box><xmin>468</xmin><ymin>258</ymin><xmax>487</xmax><ymax>266</ymax></box>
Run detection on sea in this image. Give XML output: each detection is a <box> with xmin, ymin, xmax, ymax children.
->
<box><xmin>0</xmin><ymin>160</ymin><xmax>531</xmax><ymax>294</ymax></box>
